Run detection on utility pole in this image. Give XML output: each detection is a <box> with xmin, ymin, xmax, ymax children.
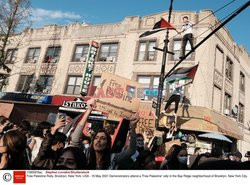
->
<box><xmin>155</xmin><ymin>0</ymin><xmax>250</xmax><ymax>130</ymax></box>
<box><xmin>164</xmin><ymin>0</ymin><xmax>250</xmax><ymax>80</ymax></box>
<box><xmin>155</xmin><ymin>0</ymin><xmax>174</xmax><ymax>130</ymax></box>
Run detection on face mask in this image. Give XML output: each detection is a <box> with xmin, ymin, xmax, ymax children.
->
<box><xmin>84</xmin><ymin>144</ymin><xmax>89</xmax><ymax>149</ymax></box>
<box><xmin>178</xmin><ymin>156</ymin><xmax>187</xmax><ymax>164</ymax></box>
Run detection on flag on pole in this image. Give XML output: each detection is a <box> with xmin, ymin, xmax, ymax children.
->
<box><xmin>165</xmin><ymin>64</ymin><xmax>199</xmax><ymax>84</ymax></box>
<box><xmin>139</xmin><ymin>18</ymin><xmax>176</xmax><ymax>38</ymax></box>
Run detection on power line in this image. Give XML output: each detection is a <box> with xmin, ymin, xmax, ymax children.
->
<box><xmin>154</xmin><ymin>0</ymin><xmax>237</xmax><ymax>48</ymax></box>
<box><xmin>164</xmin><ymin>0</ymin><xmax>250</xmax><ymax>80</ymax></box>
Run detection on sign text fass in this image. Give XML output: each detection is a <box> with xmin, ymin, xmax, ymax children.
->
<box><xmin>81</xmin><ymin>41</ymin><xmax>99</xmax><ymax>96</ymax></box>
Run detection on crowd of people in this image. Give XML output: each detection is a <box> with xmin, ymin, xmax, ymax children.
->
<box><xmin>0</xmin><ymin>99</ymin><xmax>250</xmax><ymax>170</ymax></box>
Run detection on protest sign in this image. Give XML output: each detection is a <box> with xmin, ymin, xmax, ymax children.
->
<box><xmin>95</xmin><ymin>72</ymin><xmax>143</xmax><ymax>117</ymax></box>
<box><xmin>136</xmin><ymin>102</ymin><xmax>155</xmax><ymax>138</ymax></box>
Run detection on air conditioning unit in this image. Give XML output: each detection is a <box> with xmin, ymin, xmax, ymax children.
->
<box><xmin>80</xmin><ymin>57</ymin><xmax>86</xmax><ymax>62</ymax></box>
<box><xmin>148</xmin><ymin>55</ymin><xmax>155</xmax><ymax>61</ymax></box>
<box><xmin>106</xmin><ymin>56</ymin><xmax>116</xmax><ymax>62</ymax></box>
<box><xmin>224</xmin><ymin>109</ymin><xmax>230</xmax><ymax>115</ymax></box>
<box><xmin>30</xmin><ymin>59</ymin><xmax>37</xmax><ymax>63</ymax></box>
<box><xmin>51</xmin><ymin>58</ymin><xmax>58</xmax><ymax>63</ymax></box>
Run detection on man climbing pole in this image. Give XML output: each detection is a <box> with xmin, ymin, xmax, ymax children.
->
<box><xmin>178</xmin><ymin>16</ymin><xmax>194</xmax><ymax>60</ymax></box>
<box><xmin>161</xmin><ymin>80</ymin><xmax>192</xmax><ymax>117</ymax></box>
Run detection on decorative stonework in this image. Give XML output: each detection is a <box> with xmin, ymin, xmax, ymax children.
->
<box><xmin>68</xmin><ymin>64</ymin><xmax>85</xmax><ymax>75</ymax></box>
<box><xmin>214</xmin><ymin>70</ymin><xmax>223</xmax><ymax>88</ymax></box>
<box><xmin>40</xmin><ymin>63</ymin><xmax>57</xmax><ymax>75</ymax></box>
<box><xmin>94</xmin><ymin>63</ymin><xmax>116</xmax><ymax>74</ymax></box>
<box><xmin>225</xmin><ymin>78</ymin><xmax>233</xmax><ymax>95</ymax></box>
<box><xmin>67</xmin><ymin>63</ymin><xmax>116</xmax><ymax>75</ymax></box>
<box><xmin>20</xmin><ymin>64</ymin><xmax>36</xmax><ymax>74</ymax></box>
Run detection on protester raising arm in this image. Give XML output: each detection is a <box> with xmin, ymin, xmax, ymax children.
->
<box><xmin>110</xmin><ymin>113</ymin><xmax>140</xmax><ymax>169</ymax></box>
<box><xmin>32</xmin><ymin>117</ymin><xmax>66</xmax><ymax>169</ymax></box>
<box><xmin>71</xmin><ymin>98</ymin><xmax>96</xmax><ymax>147</ymax></box>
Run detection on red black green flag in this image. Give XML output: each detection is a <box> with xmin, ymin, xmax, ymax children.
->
<box><xmin>139</xmin><ymin>18</ymin><xmax>176</xmax><ymax>38</ymax></box>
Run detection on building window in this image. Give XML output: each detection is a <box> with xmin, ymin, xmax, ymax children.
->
<box><xmin>44</xmin><ymin>46</ymin><xmax>61</xmax><ymax>63</ymax></box>
<box><xmin>92</xmin><ymin>76</ymin><xmax>101</xmax><ymax>87</ymax></box>
<box><xmin>137</xmin><ymin>76</ymin><xmax>159</xmax><ymax>100</ymax></box>
<box><xmin>98</xmin><ymin>43</ymin><xmax>118</xmax><ymax>62</ymax></box>
<box><xmin>0</xmin><ymin>74</ymin><xmax>9</xmax><ymax>91</ymax></box>
<box><xmin>5</xmin><ymin>49</ymin><xmax>18</xmax><ymax>64</ymax></box>
<box><xmin>225</xmin><ymin>57</ymin><xmax>233</xmax><ymax>81</ymax></box>
<box><xmin>224</xmin><ymin>93</ymin><xmax>231</xmax><ymax>115</ymax></box>
<box><xmin>72</xmin><ymin>45</ymin><xmax>89</xmax><ymax>62</ymax></box>
<box><xmin>137</xmin><ymin>41</ymin><xmax>156</xmax><ymax>61</ymax></box>
<box><xmin>215</xmin><ymin>46</ymin><xmax>224</xmax><ymax>73</ymax></box>
<box><xmin>35</xmin><ymin>75</ymin><xmax>53</xmax><ymax>94</ymax></box>
<box><xmin>25</xmin><ymin>48</ymin><xmax>41</xmax><ymax>63</ymax></box>
<box><xmin>239</xmin><ymin>72</ymin><xmax>245</xmax><ymax>92</ymax></box>
<box><xmin>212</xmin><ymin>85</ymin><xmax>222</xmax><ymax>113</ymax></box>
<box><xmin>239</xmin><ymin>103</ymin><xmax>244</xmax><ymax>123</ymax></box>
<box><xmin>65</xmin><ymin>76</ymin><xmax>82</xmax><ymax>95</ymax></box>
<box><xmin>173</xmin><ymin>39</ymin><xmax>191</xmax><ymax>60</ymax></box>
<box><xmin>16</xmin><ymin>75</ymin><xmax>34</xmax><ymax>92</ymax></box>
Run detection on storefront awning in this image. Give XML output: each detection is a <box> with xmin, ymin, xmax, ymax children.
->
<box><xmin>159</xmin><ymin>106</ymin><xmax>243</xmax><ymax>140</ymax></box>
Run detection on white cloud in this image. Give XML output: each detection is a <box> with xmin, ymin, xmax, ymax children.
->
<box><xmin>32</xmin><ymin>8</ymin><xmax>81</xmax><ymax>22</ymax></box>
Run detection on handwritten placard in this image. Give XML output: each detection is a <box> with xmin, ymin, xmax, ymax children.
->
<box><xmin>136</xmin><ymin>102</ymin><xmax>155</xmax><ymax>138</ymax></box>
<box><xmin>95</xmin><ymin>72</ymin><xmax>143</xmax><ymax>117</ymax></box>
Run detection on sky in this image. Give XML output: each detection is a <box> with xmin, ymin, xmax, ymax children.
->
<box><xmin>31</xmin><ymin>0</ymin><xmax>250</xmax><ymax>53</ymax></box>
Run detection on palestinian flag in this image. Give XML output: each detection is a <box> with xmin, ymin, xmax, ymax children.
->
<box><xmin>139</xmin><ymin>18</ymin><xmax>176</xmax><ymax>38</ymax></box>
<box><xmin>165</xmin><ymin>64</ymin><xmax>199</xmax><ymax>84</ymax></box>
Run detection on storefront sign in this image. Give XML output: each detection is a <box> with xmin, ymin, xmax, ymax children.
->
<box><xmin>80</xmin><ymin>41</ymin><xmax>99</xmax><ymax>96</ymax></box>
<box><xmin>62</xmin><ymin>98</ymin><xmax>87</xmax><ymax>109</ymax></box>
<box><xmin>0</xmin><ymin>92</ymin><xmax>52</xmax><ymax>104</ymax></box>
